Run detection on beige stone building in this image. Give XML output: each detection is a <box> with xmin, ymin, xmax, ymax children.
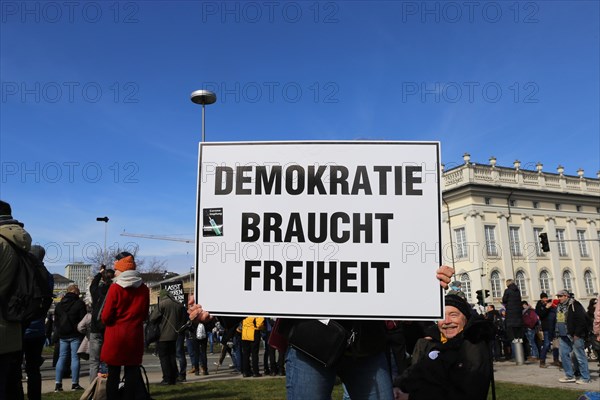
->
<box><xmin>441</xmin><ymin>155</ymin><xmax>600</xmax><ymax>307</ymax></box>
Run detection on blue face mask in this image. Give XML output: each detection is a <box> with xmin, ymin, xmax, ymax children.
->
<box><xmin>450</xmin><ymin>285</ymin><xmax>460</xmax><ymax>291</ymax></box>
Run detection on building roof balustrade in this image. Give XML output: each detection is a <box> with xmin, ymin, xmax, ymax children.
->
<box><xmin>443</xmin><ymin>164</ymin><xmax>600</xmax><ymax>196</ymax></box>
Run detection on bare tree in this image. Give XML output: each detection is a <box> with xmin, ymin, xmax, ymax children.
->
<box><xmin>87</xmin><ymin>244</ymin><xmax>172</xmax><ymax>275</ymax></box>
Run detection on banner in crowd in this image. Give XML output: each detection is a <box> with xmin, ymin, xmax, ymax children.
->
<box><xmin>195</xmin><ymin>141</ymin><xmax>442</xmax><ymax>320</ymax></box>
<box><xmin>161</xmin><ymin>280</ymin><xmax>185</xmax><ymax>304</ymax></box>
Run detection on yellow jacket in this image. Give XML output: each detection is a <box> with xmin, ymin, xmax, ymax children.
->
<box><xmin>241</xmin><ymin>316</ymin><xmax>265</xmax><ymax>341</ymax></box>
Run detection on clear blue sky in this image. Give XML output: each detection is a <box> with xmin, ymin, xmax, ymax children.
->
<box><xmin>1</xmin><ymin>1</ymin><xmax>598</xmax><ymax>275</ymax></box>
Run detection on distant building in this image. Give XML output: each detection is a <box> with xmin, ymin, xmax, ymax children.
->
<box><xmin>442</xmin><ymin>156</ymin><xmax>599</xmax><ymax>305</ymax></box>
<box><xmin>65</xmin><ymin>262</ymin><xmax>92</xmax><ymax>294</ymax></box>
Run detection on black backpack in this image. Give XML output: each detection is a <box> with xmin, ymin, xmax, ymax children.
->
<box><xmin>0</xmin><ymin>234</ymin><xmax>54</xmax><ymax>325</ymax></box>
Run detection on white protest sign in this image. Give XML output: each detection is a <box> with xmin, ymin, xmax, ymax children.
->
<box><xmin>195</xmin><ymin>141</ymin><xmax>443</xmax><ymax>320</ymax></box>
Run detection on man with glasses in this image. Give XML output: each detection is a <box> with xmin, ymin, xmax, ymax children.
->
<box><xmin>555</xmin><ymin>290</ymin><xmax>591</xmax><ymax>385</ymax></box>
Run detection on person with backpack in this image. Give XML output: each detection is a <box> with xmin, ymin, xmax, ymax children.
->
<box><xmin>54</xmin><ymin>284</ymin><xmax>87</xmax><ymax>392</ymax></box>
<box><xmin>521</xmin><ymin>300</ymin><xmax>540</xmax><ymax>361</ymax></box>
<box><xmin>0</xmin><ymin>200</ymin><xmax>32</xmax><ymax>400</ymax></box>
<box><xmin>101</xmin><ymin>252</ymin><xmax>150</xmax><ymax>399</ymax></box>
<box><xmin>22</xmin><ymin>245</ymin><xmax>54</xmax><ymax>400</ymax></box>
<box><xmin>151</xmin><ymin>288</ymin><xmax>187</xmax><ymax>385</ymax></box>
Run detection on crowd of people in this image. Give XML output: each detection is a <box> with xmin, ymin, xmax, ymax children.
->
<box><xmin>1</xmin><ymin>199</ymin><xmax>600</xmax><ymax>400</ymax></box>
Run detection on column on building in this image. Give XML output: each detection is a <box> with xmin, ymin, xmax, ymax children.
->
<box><xmin>565</xmin><ymin>217</ymin><xmax>585</xmax><ymax>298</ymax></box>
<box><xmin>520</xmin><ymin>214</ymin><xmax>539</xmax><ymax>299</ymax></box>
<box><xmin>496</xmin><ymin>211</ymin><xmax>513</xmax><ymax>281</ymax></box>
<box><xmin>585</xmin><ymin>218</ymin><xmax>600</xmax><ymax>294</ymax></box>
<box><xmin>544</xmin><ymin>215</ymin><xmax>562</xmax><ymax>294</ymax></box>
<box><xmin>463</xmin><ymin>209</ymin><xmax>484</xmax><ymax>292</ymax></box>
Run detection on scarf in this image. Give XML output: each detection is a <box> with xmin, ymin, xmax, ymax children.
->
<box><xmin>115</xmin><ymin>270</ymin><xmax>143</xmax><ymax>289</ymax></box>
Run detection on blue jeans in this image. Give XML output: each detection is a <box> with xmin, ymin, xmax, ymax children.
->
<box><xmin>524</xmin><ymin>328</ymin><xmax>539</xmax><ymax>358</ymax></box>
<box><xmin>559</xmin><ymin>336</ymin><xmax>590</xmax><ymax>381</ymax></box>
<box><xmin>55</xmin><ymin>337</ymin><xmax>82</xmax><ymax>384</ymax></box>
<box><xmin>285</xmin><ymin>347</ymin><xmax>393</xmax><ymax>400</ymax></box>
<box><xmin>539</xmin><ymin>330</ymin><xmax>552</xmax><ymax>361</ymax></box>
<box><xmin>186</xmin><ymin>337</ymin><xmax>199</xmax><ymax>368</ymax></box>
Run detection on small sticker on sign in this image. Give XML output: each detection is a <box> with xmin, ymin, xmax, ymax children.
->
<box><xmin>203</xmin><ymin>208</ymin><xmax>223</xmax><ymax>237</ymax></box>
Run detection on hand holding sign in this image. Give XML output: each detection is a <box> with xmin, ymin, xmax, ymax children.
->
<box><xmin>436</xmin><ymin>265</ymin><xmax>454</xmax><ymax>289</ymax></box>
<box><xmin>187</xmin><ymin>294</ymin><xmax>212</xmax><ymax>323</ymax></box>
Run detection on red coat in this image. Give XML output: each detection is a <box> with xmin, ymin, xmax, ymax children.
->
<box><xmin>100</xmin><ymin>282</ymin><xmax>149</xmax><ymax>366</ymax></box>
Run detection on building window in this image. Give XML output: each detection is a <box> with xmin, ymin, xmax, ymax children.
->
<box><xmin>562</xmin><ymin>270</ymin><xmax>573</xmax><ymax>292</ymax></box>
<box><xmin>490</xmin><ymin>271</ymin><xmax>502</xmax><ymax>298</ymax></box>
<box><xmin>556</xmin><ymin>229</ymin><xmax>568</xmax><ymax>257</ymax></box>
<box><xmin>533</xmin><ymin>227</ymin><xmax>544</xmax><ymax>256</ymax></box>
<box><xmin>509</xmin><ymin>227</ymin><xmax>522</xmax><ymax>256</ymax></box>
<box><xmin>454</xmin><ymin>228</ymin><xmax>468</xmax><ymax>259</ymax></box>
<box><xmin>515</xmin><ymin>270</ymin><xmax>528</xmax><ymax>297</ymax></box>
<box><xmin>577</xmin><ymin>230</ymin><xmax>589</xmax><ymax>257</ymax></box>
<box><xmin>555</xmin><ymin>203</ymin><xmax>561</xmax><ymax>210</ymax></box>
<box><xmin>539</xmin><ymin>270</ymin><xmax>551</xmax><ymax>295</ymax></box>
<box><xmin>485</xmin><ymin>197</ymin><xmax>491</xmax><ymax>205</ymax></box>
<box><xmin>584</xmin><ymin>270</ymin><xmax>596</xmax><ymax>295</ymax></box>
<box><xmin>533</xmin><ymin>201</ymin><xmax>539</xmax><ymax>209</ymax></box>
<box><xmin>484</xmin><ymin>225</ymin><xmax>498</xmax><ymax>256</ymax></box>
<box><xmin>460</xmin><ymin>273</ymin><xmax>472</xmax><ymax>301</ymax></box>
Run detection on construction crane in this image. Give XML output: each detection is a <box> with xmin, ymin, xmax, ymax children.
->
<box><xmin>120</xmin><ymin>231</ymin><xmax>194</xmax><ymax>244</ymax></box>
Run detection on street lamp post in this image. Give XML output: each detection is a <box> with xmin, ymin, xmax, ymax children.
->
<box><xmin>190</xmin><ymin>89</ymin><xmax>217</xmax><ymax>142</ymax></box>
<box><xmin>96</xmin><ymin>216</ymin><xmax>109</xmax><ymax>265</ymax></box>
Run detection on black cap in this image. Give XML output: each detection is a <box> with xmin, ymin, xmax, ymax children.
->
<box><xmin>445</xmin><ymin>294</ymin><xmax>472</xmax><ymax>320</ymax></box>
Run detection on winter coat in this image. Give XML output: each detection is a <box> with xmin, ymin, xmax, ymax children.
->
<box><xmin>0</xmin><ymin>219</ymin><xmax>31</xmax><ymax>354</ymax></box>
<box><xmin>90</xmin><ymin>272</ymin><xmax>112</xmax><ymax>334</ymax></box>
<box><xmin>535</xmin><ymin>299</ymin><xmax>555</xmax><ymax>332</ymax></box>
<box><xmin>54</xmin><ymin>292</ymin><xmax>87</xmax><ymax>339</ymax></box>
<box><xmin>565</xmin><ymin>299</ymin><xmax>588</xmax><ymax>338</ymax></box>
<box><xmin>150</xmin><ymin>292</ymin><xmax>185</xmax><ymax>342</ymax></box>
<box><xmin>396</xmin><ymin>316</ymin><xmax>494</xmax><ymax>400</ymax></box>
<box><xmin>242</xmin><ymin>317</ymin><xmax>265</xmax><ymax>341</ymax></box>
<box><xmin>101</xmin><ymin>270</ymin><xmax>149</xmax><ymax>366</ymax></box>
<box><xmin>501</xmin><ymin>283</ymin><xmax>523</xmax><ymax>328</ymax></box>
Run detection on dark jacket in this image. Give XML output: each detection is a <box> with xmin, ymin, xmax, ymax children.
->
<box><xmin>151</xmin><ymin>292</ymin><xmax>186</xmax><ymax>342</ymax></box>
<box><xmin>535</xmin><ymin>300</ymin><xmax>555</xmax><ymax>332</ymax></box>
<box><xmin>396</xmin><ymin>316</ymin><xmax>494</xmax><ymax>400</ymax></box>
<box><xmin>54</xmin><ymin>292</ymin><xmax>86</xmax><ymax>339</ymax></box>
<box><xmin>90</xmin><ymin>272</ymin><xmax>112</xmax><ymax>334</ymax></box>
<box><xmin>566</xmin><ymin>300</ymin><xmax>588</xmax><ymax>338</ymax></box>
<box><xmin>502</xmin><ymin>283</ymin><xmax>522</xmax><ymax>328</ymax></box>
<box><xmin>0</xmin><ymin>218</ymin><xmax>32</xmax><ymax>354</ymax></box>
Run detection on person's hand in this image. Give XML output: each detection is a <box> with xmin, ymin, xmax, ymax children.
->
<box><xmin>393</xmin><ymin>387</ymin><xmax>409</xmax><ymax>400</ymax></box>
<box><xmin>187</xmin><ymin>294</ymin><xmax>212</xmax><ymax>323</ymax></box>
<box><xmin>436</xmin><ymin>265</ymin><xmax>454</xmax><ymax>289</ymax></box>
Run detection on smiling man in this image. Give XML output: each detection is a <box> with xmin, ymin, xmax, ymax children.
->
<box><xmin>393</xmin><ymin>294</ymin><xmax>494</xmax><ymax>400</ymax></box>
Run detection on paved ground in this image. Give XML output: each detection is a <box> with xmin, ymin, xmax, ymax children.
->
<box><xmin>34</xmin><ymin>352</ymin><xmax>600</xmax><ymax>396</ymax></box>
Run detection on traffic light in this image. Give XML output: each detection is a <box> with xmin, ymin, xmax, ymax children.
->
<box><xmin>485</xmin><ymin>289</ymin><xmax>490</xmax><ymax>299</ymax></box>
<box><xmin>539</xmin><ymin>232</ymin><xmax>550</xmax><ymax>252</ymax></box>
<box><xmin>476</xmin><ymin>290</ymin><xmax>484</xmax><ymax>306</ymax></box>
